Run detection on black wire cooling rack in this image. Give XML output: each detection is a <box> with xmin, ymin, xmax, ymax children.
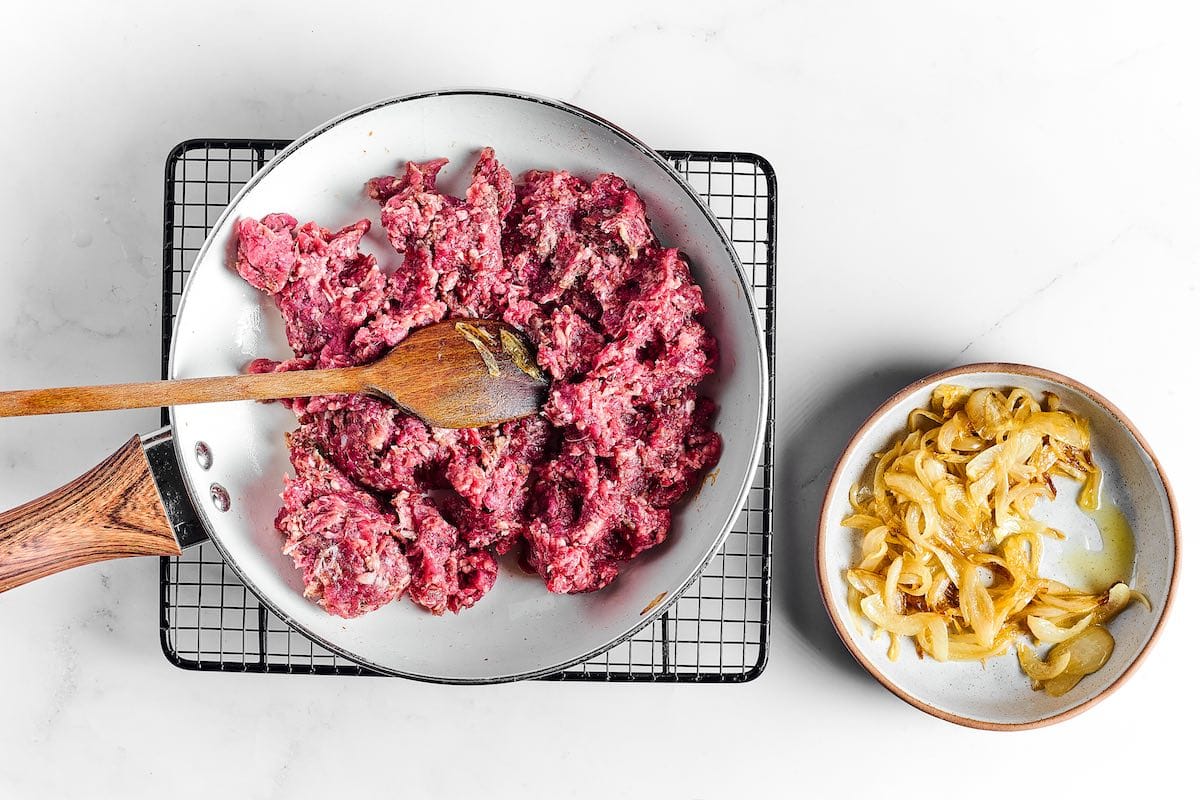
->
<box><xmin>159</xmin><ymin>140</ymin><xmax>776</xmax><ymax>681</ymax></box>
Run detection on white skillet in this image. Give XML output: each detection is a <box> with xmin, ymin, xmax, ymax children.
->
<box><xmin>0</xmin><ymin>90</ymin><xmax>769</xmax><ymax>683</ymax></box>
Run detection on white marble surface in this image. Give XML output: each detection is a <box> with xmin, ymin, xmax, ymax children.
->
<box><xmin>1</xmin><ymin>1</ymin><xmax>1196</xmax><ymax>795</ymax></box>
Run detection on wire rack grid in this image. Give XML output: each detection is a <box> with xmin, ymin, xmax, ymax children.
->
<box><xmin>160</xmin><ymin>139</ymin><xmax>776</xmax><ymax>682</ymax></box>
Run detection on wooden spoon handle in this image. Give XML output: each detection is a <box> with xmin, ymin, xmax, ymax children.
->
<box><xmin>0</xmin><ymin>367</ymin><xmax>367</xmax><ymax>417</ymax></box>
<box><xmin>0</xmin><ymin>436</ymin><xmax>180</xmax><ymax>593</ymax></box>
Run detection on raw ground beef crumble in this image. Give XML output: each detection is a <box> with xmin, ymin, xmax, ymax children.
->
<box><xmin>234</xmin><ymin>147</ymin><xmax>721</xmax><ymax>618</ymax></box>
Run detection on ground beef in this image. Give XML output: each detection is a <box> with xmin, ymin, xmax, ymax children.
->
<box><xmin>234</xmin><ymin>147</ymin><xmax>721</xmax><ymax>617</ymax></box>
<box><xmin>275</xmin><ymin>427</ymin><xmax>411</xmax><ymax>618</ymax></box>
<box><xmin>235</xmin><ymin>213</ymin><xmax>299</xmax><ymax>294</ymax></box>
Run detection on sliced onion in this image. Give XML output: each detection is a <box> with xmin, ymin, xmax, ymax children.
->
<box><xmin>1130</xmin><ymin>588</ymin><xmax>1153</xmax><ymax>611</ymax></box>
<box><xmin>843</xmin><ymin>513</ymin><xmax>884</xmax><ymax>531</ymax></box>
<box><xmin>1028</xmin><ymin>613</ymin><xmax>1094</xmax><ymax>645</ymax></box>
<box><xmin>919</xmin><ymin>617</ymin><xmax>950</xmax><ymax>662</ymax></box>
<box><xmin>847</xmin><ymin>586</ymin><xmax>863</xmax><ymax>635</ymax></box>
<box><xmin>1017</xmin><ymin>643</ymin><xmax>1072</xmax><ymax>681</ymax></box>
<box><xmin>931</xmin><ymin>384</ymin><xmax>972</xmax><ymax>415</ymax></box>
<box><xmin>1041</xmin><ymin>626</ymin><xmax>1115</xmax><ymax>697</ymax></box>
<box><xmin>946</xmin><ymin>626</ymin><xmax>1017</xmax><ymax>660</ymax></box>
<box><xmin>860</xmin><ymin>593</ymin><xmax>927</xmax><ymax>637</ymax></box>
<box><xmin>959</xmin><ymin>563</ymin><xmax>998</xmax><ymax>647</ymax></box>
<box><xmin>847</xmin><ymin>569</ymin><xmax>884</xmax><ymax>596</ymax></box>
<box><xmin>858</xmin><ymin>526</ymin><xmax>890</xmax><ymax>571</ymax></box>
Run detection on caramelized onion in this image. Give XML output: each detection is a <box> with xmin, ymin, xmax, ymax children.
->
<box><xmin>1017</xmin><ymin>643</ymin><xmax>1072</xmax><ymax>681</ymax></box>
<box><xmin>842</xmin><ymin>385</ymin><xmax>1148</xmax><ymax>695</ymax></box>
<box><xmin>1040</xmin><ymin>626</ymin><xmax>1116</xmax><ymax>696</ymax></box>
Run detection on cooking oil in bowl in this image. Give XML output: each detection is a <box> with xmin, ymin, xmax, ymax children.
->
<box><xmin>1068</xmin><ymin>499</ymin><xmax>1136</xmax><ymax>593</ymax></box>
<box><xmin>1042</xmin><ymin>487</ymin><xmax>1136</xmax><ymax>594</ymax></box>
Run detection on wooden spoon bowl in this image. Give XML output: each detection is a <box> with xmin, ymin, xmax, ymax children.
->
<box><xmin>0</xmin><ymin>319</ymin><xmax>548</xmax><ymax>429</ymax></box>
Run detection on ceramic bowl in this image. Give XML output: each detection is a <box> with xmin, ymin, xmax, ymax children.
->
<box><xmin>817</xmin><ymin>362</ymin><xmax>1179</xmax><ymax>729</ymax></box>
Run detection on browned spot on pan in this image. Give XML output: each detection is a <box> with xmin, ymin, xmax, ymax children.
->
<box><xmin>640</xmin><ymin>591</ymin><xmax>668</xmax><ymax>615</ymax></box>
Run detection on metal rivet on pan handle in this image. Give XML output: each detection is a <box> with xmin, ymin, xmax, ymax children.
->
<box><xmin>209</xmin><ymin>483</ymin><xmax>230</xmax><ymax>512</ymax></box>
<box><xmin>195</xmin><ymin>441</ymin><xmax>213</xmax><ymax>470</ymax></box>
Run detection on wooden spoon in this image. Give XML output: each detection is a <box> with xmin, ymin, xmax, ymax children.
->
<box><xmin>0</xmin><ymin>319</ymin><xmax>548</xmax><ymax>429</ymax></box>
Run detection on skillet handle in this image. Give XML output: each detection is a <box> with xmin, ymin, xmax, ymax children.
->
<box><xmin>0</xmin><ymin>436</ymin><xmax>181</xmax><ymax>593</ymax></box>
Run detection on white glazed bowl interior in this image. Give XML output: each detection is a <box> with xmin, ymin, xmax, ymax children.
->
<box><xmin>169</xmin><ymin>91</ymin><xmax>768</xmax><ymax>682</ymax></box>
<box><xmin>818</xmin><ymin>364</ymin><xmax>1178</xmax><ymax>728</ymax></box>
